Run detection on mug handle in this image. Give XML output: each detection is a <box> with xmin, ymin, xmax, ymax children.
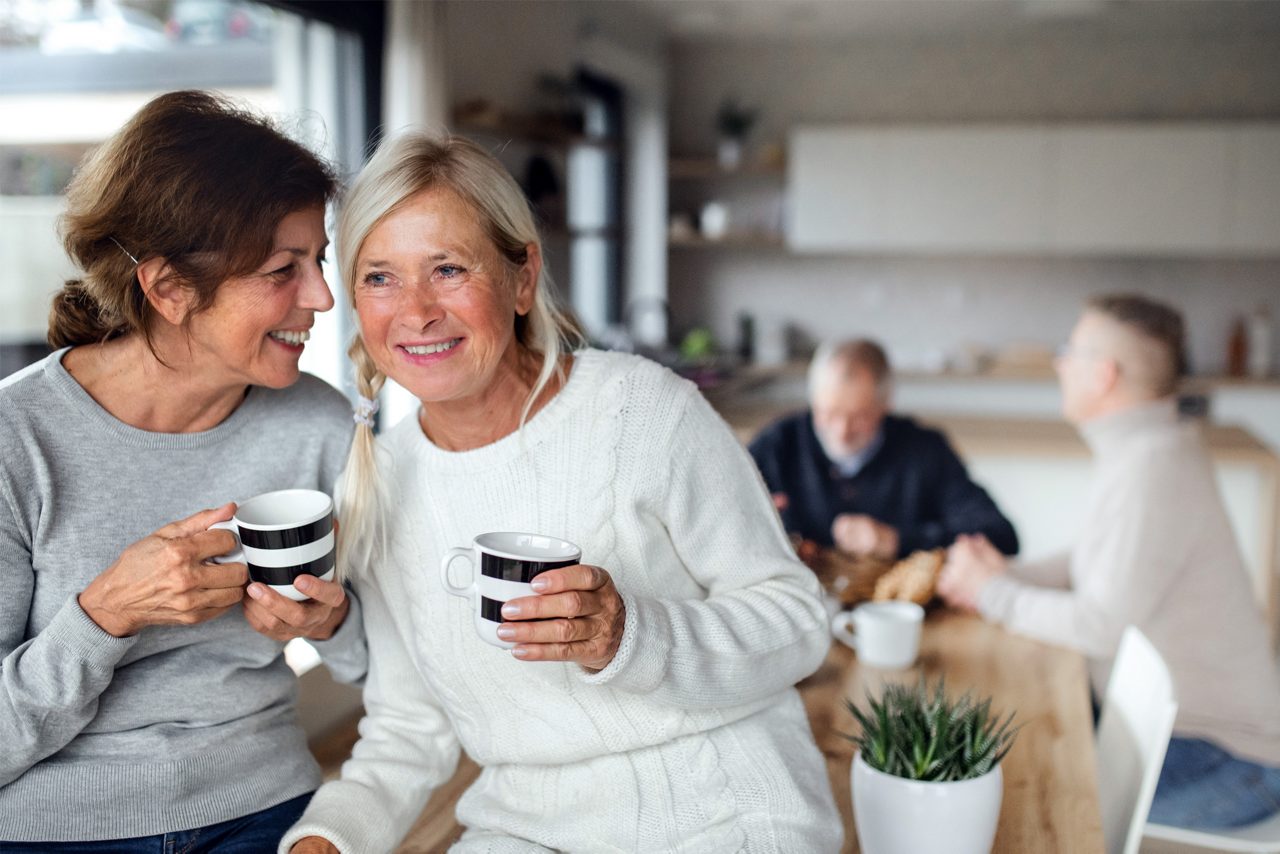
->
<box><xmin>831</xmin><ymin>610</ymin><xmax>859</xmax><ymax>652</ymax></box>
<box><xmin>208</xmin><ymin>520</ymin><xmax>244</xmax><ymax>565</ymax></box>
<box><xmin>440</xmin><ymin>548</ymin><xmax>475</xmax><ymax>598</ymax></box>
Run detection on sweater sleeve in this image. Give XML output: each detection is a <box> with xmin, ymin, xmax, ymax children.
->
<box><xmin>1007</xmin><ymin>551</ymin><xmax>1071</xmax><ymax>589</ymax></box>
<box><xmin>279</xmin><ymin>578</ymin><xmax>459</xmax><ymax>854</ymax></box>
<box><xmin>582</xmin><ymin>390</ymin><xmax>830</xmax><ymax>708</ymax></box>
<box><xmin>0</xmin><ymin>477</ymin><xmax>138</xmax><ymax>788</ymax></box>
<box><xmin>976</xmin><ymin>471</ymin><xmax>1179</xmax><ymax>658</ymax></box>
<box><xmin>895</xmin><ymin>433</ymin><xmax>1020</xmax><ymax>556</ymax></box>
<box><xmin>306</xmin><ymin>585</ymin><xmax>367</xmax><ymax>685</ymax></box>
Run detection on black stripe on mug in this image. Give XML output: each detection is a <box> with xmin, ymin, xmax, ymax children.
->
<box><xmin>238</xmin><ymin>512</ymin><xmax>333</xmax><ymax>550</ymax></box>
<box><xmin>479</xmin><ymin>554</ymin><xmax>577</xmax><ymax>584</ymax></box>
<box><xmin>480</xmin><ymin>596</ymin><xmax>506</xmax><ymax>623</ymax></box>
<box><xmin>248</xmin><ymin>550</ymin><xmax>335</xmax><ymax>587</ymax></box>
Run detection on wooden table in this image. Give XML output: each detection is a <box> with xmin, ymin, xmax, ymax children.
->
<box><xmin>799</xmin><ymin>609</ymin><xmax>1105</xmax><ymax>854</ymax></box>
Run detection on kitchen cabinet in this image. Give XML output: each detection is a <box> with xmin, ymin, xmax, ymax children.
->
<box><xmin>786</xmin><ymin>130</ymin><xmax>883</xmax><ymax>250</ymax></box>
<box><xmin>1230</xmin><ymin>125</ymin><xmax>1280</xmax><ymax>252</ymax></box>
<box><xmin>882</xmin><ymin>127</ymin><xmax>1048</xmax><ymax>250</ymax></box>
<box><xmin>790</xmin><ymin>127</ymin><xmax>1048</xmax><ymax>252</ymax></box>
<box><xmin>788</xmin><ymin>122</ymin><xmax>1280</xmax><ymax>256</ymax></box>
<box><xmin>1049</xmin><ymin>125</ymin><xmax>1231</xmax><ymax>253</ymax></box>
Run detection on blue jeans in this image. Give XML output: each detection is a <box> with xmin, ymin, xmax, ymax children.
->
<box><xmin>1149</xmin><ymin>738</ymin><xmax>1280</xmax><ymax>829</ymax></box>
<box><xmin>4</xmin><ymin>792</ymin><xmax>312</xmax><ymax>853</ymax></box>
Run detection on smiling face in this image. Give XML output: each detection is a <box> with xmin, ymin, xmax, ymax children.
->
<box><xmin>353</xmin><ymin>186</ymin><xmax>536</xmax><ymax>407</ymax></box>
<box><xmin>180</xmin><ymin>205</ymin><xmax>333</xmax><ymax>389</ymax></box>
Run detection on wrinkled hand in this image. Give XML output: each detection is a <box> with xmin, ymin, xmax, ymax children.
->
<box><xmin>496</xmin><ymin>564</ymin><xmax>625</xmax><ymax>672</ymax></box>
<box><xmin>244</xmin><ymin>517</ymin><xmax>349</xmax><ymax>642</ymax></box>
<box><xmin>290</xmin><ymin>837</ymin><xmax>338</xmax><ymax>854</ymax></box>
<box><xmin>79</xmin><ymin>503</ymin><xmax>248</xmax><ymax>637</ymax></box>
<box><xmin>831</xmin><ymin>513</ymin><xmax>899</xmax><ymax>559</ymax></box>
<box><xmin>243</xmin><ymin>575</ymin><xmax>349</xmax><ymax>642</ymax></box>
<box><xmin>937</xmin><ymin>533</ymin><xmax>1008</xmax><ymax>612</ymax></box>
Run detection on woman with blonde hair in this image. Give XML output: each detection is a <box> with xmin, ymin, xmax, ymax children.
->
<box><xmin>0</xmin><ymin>90</ymin><xmax>365</xmax><ymax>851</ymax></box>
<box><xmin>284</xmin><ymin>133</ymin><xmax>840</xmax><ymax>853</ymax></box>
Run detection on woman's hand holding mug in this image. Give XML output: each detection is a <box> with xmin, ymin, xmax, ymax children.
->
<box><xmin>79</xmin><ymin>503</ymin><xmax>248</xmax><ymax>638</ymax></box>
<box><xmin>214</xmin><ymin>488</ymin><xmax>348</xmax><ymax>642</ymax></box>
<box><xmin>242</xmin><ymin>574</ymin><xmax>350</xmax><ymax>642</ymax></box>
<box><xmin>498</xmin><ymin>563</ymin><xmax>626</xmax><ymax>672</ymax></box>
<box><xmin>440</xmin><ymin>533</ymin><xmax>625</xmax><ymax>670</ymax></box>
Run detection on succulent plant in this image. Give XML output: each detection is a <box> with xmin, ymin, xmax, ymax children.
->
<box><xmin>844</xmin><ymin>678</ymin><xmax>1018</xmax><ymax>782</ymax></box>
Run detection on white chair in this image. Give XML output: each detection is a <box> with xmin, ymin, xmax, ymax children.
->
<box><xmin>1096</xmin><ymin>626</ymin><xmax>1179</xmax><ymax>854</ymax></box>
<box><xmin>1146</xmin><ymin>808</ymin><xmax>1280</xmax><ymax>852</ymax></box>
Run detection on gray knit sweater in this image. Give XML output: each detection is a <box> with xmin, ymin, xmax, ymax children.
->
<box><xmin>0</xmin><ymin>349</ymin><xmax>365</xmax><ymax>842</ymax></box>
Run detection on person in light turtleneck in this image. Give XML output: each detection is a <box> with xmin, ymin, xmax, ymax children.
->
<box><xmin>938</xmin><ymin>294</ymin><xmax>1280</xmax><ymax>831</ymax></box>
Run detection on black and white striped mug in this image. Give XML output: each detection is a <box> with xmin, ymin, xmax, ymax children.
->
<box><xmin>211</xmin><ymin>489</ymin><xmax>336</xmax><ymax>601</ymax></box>
<box><xmin>440</xmin><ymin>532</ymin><xmax>581</xmax><ymax>648</ymax></box>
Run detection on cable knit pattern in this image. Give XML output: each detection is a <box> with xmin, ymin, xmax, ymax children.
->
<box><xmin>281</xmin><ymin>350</ymin><xmax>841</xmax><ymax>853</ymax></box>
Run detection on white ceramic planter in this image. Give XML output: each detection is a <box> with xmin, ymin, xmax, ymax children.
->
<box><xmin>852</xmin><ymin>752</ymin><xmax>1003</xmax><ymax>854</ymax></box>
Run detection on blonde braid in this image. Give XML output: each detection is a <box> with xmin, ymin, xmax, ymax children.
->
<box><xmin>336</xmin><ymin>335</ymin><xmax>387</xmax><ymax>580</ymax></box>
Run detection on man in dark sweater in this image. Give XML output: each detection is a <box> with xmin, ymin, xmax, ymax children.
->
<box><xmin>748</xmin><ymin>339</ymin><xmax>1018</xmax><ymax>559</ymax></box>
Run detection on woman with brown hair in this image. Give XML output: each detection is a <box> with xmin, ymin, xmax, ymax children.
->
<box><xmin>0</xmin><ymin>90</ymin><xmax>365</xmax><ymax>851</ymax></box>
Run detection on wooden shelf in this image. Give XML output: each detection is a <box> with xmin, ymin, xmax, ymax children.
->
<box><xmin>668</xmin><ymin>158</ymin><xmax>785</xmax><ymax>180</ymax></box>
<box><xmin>455</xmin><ymin>121</ymin><xmax>618</xmax><ymax>152</ymax></box>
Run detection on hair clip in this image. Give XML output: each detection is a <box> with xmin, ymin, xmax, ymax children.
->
<box><xmin>109</xmin><ymin>236</ymin><xmax>139</xmax><ymax>266</ymax></box>
<box><xmin>354</xmin><ymin>395</ymin><xmax>379</xmax><ymax>428</ymax></box>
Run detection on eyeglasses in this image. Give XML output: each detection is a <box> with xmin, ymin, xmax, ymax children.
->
<box><xmin>1055</xmin><ymin>343</ymin><xmax>1107</xmax><ymax>362</ymax></box>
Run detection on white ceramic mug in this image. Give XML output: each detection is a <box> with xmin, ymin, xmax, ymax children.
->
<box><xmin>831</xmin><ymin>601</ymin><xmax>925</xmax><ymax>669</ymax></box>
<box><xmin>210</xmin><ymin>489</ymin><xmax>335</xmax><ymax>601</ymax></box>
<box><xmin>440</xmin><ymin>532</ymin><xmax>581</xmax><ymax>649</ymax></box>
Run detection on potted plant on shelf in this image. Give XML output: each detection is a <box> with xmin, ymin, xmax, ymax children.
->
<box><xmin>844</xmin><ymin>679</ymin><xmax>1018</xmax><ymax>854</ymax></box>
<box><xmin>715</xmin><ymin>97</ymin><xmax>757</xmax><ymax>170</ymax></box>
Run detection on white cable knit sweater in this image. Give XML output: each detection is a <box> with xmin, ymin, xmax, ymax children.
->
<box><xmin>281</xmin><ymin>350</ymin><xmax>840</xmax><ymax>853</ymax></box>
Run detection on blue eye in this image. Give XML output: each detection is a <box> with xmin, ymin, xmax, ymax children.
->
<box><xmin>362</xmin><ymin>272</ymin><xmax>390</xmax><ymax>287</ymax></box>
<box><xmin>438</xmin><ymin>265</ymin><xmax>463</xmax><ymax>278</ymax></box>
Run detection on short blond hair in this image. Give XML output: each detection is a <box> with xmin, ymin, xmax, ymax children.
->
<box><xmin>1087</xmin><ymin>294</ymin><xmax>1186</xmax><ymax>397</ymax></box>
